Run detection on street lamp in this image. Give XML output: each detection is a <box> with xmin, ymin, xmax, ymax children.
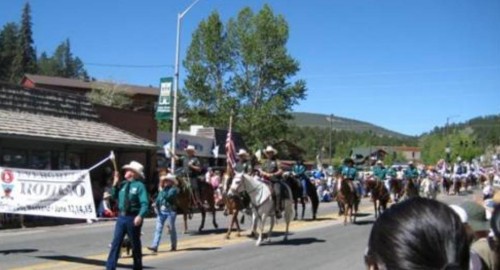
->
<box><xmin>171</xmin><ymin>0</ymin><xmax>202</xmax><ymax>172</ymax></box>
<box><xmin>329</xmin><ymin>114</ymin><xmax>333</xmax><ymax>163</ymax></box>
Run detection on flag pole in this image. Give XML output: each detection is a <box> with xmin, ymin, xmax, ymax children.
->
<box><xmin>227</xmin><ymin>110</ymin><xmax>234</xmax><ymax>177</ymax></box>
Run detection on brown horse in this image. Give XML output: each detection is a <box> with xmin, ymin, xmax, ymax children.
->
<box><xmin>175</xmin><ymin>176</ymin><xmax>218</xmax><ymax>233</ymax></box>
<box><xmin>389</xmin><ymin>178</ymin><xmax>404</xmax><ymax>203</ymax></box>
<box><xmin>336</xmin><ymin>176</ymin><xmax>359</xmax><ymax>225</ymax></box>
<box><xmin>402</xmin><ymin>178</ymin><xmax>420</xmax><ymax>200</ymax></box>
<box><xmin>364</xmin><ymin>179</ymin><xmax>389</xmax><ymax>219</ymax></box>
<box><xmin>221</xmin><ymin>174</ymin><xmax>246</xmax><ymax>239</ymax></box>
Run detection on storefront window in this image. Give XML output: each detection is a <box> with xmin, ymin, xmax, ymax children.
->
<box><xmin>2</xmin><ymin>149</ymin><xmax>28</xmax><ymax>168</ymax></box>
<box><xmin>31</xmin><ymin>150</ymin><xmax>51</xmax><ymax>169</ymax></box>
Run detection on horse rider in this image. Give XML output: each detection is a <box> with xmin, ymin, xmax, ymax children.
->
<box><xmin>404</xmin><ymin>160</ymin><xmax>420</xmax><ymax>189</ymax></box>
<box><xmin>233</xmin><ymin>149</ymin><xmax>253</xmax><ymax>213</ymax></box>
<box><xmin>172</xmin><ymin>145</ymin><xmax>203</xmax><ymax>205</ymax></box>
<box><xmin>372</xmin><ymin>160</ymin><xmax>388</xmax><ymax>190</ymax></box>
<box><xmin>292</xmin><ymin>159</ymin><xmax>309</xmax><ymax>201</ymax></box>
<box><xmin>341</xmin><ymin>158</ymin><xmax>361</xmax><ymax>200</ymax></box>
<box><xmin>452</xmin><ymin>157</ymin><xmax>468</xmax><ymax>193</ymax></box>
<box><xmin>234</xmin><ymin>149</ymin><xmax>253</xmax><ymax>175</ymax></box>
<box><xmin>259</xmin><ymin>145</ymin><xmax>284</xmax><ymax>219</ymax></box>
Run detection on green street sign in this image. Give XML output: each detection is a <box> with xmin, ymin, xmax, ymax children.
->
<box><xmin>156</xmin><ymin>77</ymin><xmax>173</xmax><ymax>120</ymax></box>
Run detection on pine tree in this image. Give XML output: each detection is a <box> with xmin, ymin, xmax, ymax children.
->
<box><xmin>0</xmin><ymin>23</ymin><xmax>19</xmax><ymax>82</ymax></box>
<box><xmin>11</xmin><ymin>2</ymin><xmax>37</xmax><ymax>83</ymax></box>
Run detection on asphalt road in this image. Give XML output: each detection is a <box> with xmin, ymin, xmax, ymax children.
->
<box><xmin>0</xmin><ymin>192</ymin><xmax>476</xmax><ymax>270</ymax></box>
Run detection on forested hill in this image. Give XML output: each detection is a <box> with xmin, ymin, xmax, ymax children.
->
<box><xmin>290</xmin><ymin>112</ymin><xmax>410</xmax><ymax>139</ymax></box>
<box><xmin>424</xmin><ymin>114</ymin><xmax>500</xmax><ymax>147</ymax></box>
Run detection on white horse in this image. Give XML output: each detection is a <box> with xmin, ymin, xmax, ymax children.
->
<box><xmin>420</xmin><ymin>177</ymin><xmax>438</xmax><ymax>199</ymax></box>
<box><xmin>228</xmin><ymin>172</ymin><xmax>294</xmax><ymax>246</ymax></box>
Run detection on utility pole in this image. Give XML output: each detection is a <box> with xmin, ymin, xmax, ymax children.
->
<box><xmin>329</xmin><ymin>113</ymin><xmax>333</xmax><ymax>163</ymax></box>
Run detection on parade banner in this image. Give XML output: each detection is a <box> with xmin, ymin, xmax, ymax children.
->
<box><xmin>0</xmin><ymin>167</ymin><xmax>97</xmax><ymax>219</ymax></box>
<box><xmin>155</xmin><ymin>77</ymin><xmax>173</xmax><ymax>120</ymax></box>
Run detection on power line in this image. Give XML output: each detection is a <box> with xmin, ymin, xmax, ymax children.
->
<box><xmin>84</xmin><ymin>62</ymin><xmax>174</xmax><ymax>68</ymax></box>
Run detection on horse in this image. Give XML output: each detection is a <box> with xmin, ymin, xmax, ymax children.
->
<box><xmin>228</xmin><ymin>172</ymin><xmax>294</xmax><ymax>246</ymax></box>
<box><xmin>388</xmin><ymin>177</ymin><xmax>404</xmax><ymax>203</ymax></box>
<box><xmin>402</xmin><ymin>178</ymin><xmax>419</xmax><ymax>200</ymax></box>
<box><xmin>175</xmin><ymin>174</ymin><xmax>218</xmax><ymax>233</ymax></box>
<box><xmin>284</xmin><ymin>173</ymin><xmax>319</xmax><ymax>220</ymax></box>
<box><xmin>364</xmin><ymin>178</ymin><xmax>389</xmax><ymax>219</ymax></box>
<box><xmin>420</xmin><ymin>177</ymin><xmax>438</xmax><ymax>199</ymax></box>
<box><xmin>336</xmin><ymin>176</ymin><xmax>359</xmax><ymax>225</ymax></box>
<box><xmin>221</xmin><ymin>173</ymin><xmax>247</xmax><ymax>239</ymax></box>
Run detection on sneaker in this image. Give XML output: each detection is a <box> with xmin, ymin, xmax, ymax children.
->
<box><xmin>147</xmin><ymin>246</ymin><xmax>158</xmax><ymax>253</ymax></box>
<box><xmin>170</xmin><ymin>247</ymin><xmax>177</xmax><ymax>252</ymax></box>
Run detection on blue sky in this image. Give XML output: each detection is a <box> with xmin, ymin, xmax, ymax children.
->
<box><xmin>1</xmin><ymin>0</ymin><xmax>499</xmax><ymax>136</ymax></box>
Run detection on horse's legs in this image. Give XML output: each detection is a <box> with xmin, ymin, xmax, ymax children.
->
<box><xmin>373</xmin><ymin>199</ymin><xmax>378</xmax><ymax>219</ymax></box>
<box><xmin>293</xmin><ymin>200</ymin><xmax>298</xmax><ymax>220</ymax></box>
<box><xmin>267</xmin><ymin>216</ymin><xmax>275</xmax><ymax>243</ymax></box>
<box><xmin>256</xmin><ymin>214</ymin><xmax>266</xmax><ymax>246</ymax></box>
<box><xmin>198</xmin><ymin>208</ymin><xmax>206</xmax><ymax>232</ymax></box>
<box><xmin>211</xmin><ymin>204</ymin><xmax>218</xmax><ymax>229</ymax></box>
<box><xmin>183</xmin><ymin>213</ymin><xmax>188</xmax><ymax>234</ymax></box>
<box><xmin>234</xmin><ymin>210</ymin><xmax>241</xmax><ymax>237</ymax></box>
<box><xmin>300</xmin><ymin>197</ymin><xmax>306</xmax><ymax>220</ymax></box>
<box><xmin>343</xmin><ymin>203</ymin><xmax>348</xmax><ymax>225</ymax></box>
<box><xmin>250</xmin><ymin>212</ymin><xmax>258</xmax><ymax>238</ymax></box>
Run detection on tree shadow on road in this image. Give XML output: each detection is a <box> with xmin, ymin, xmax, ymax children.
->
<box><xmin>0</xmin><ymin>248</ymin><xmax>38</xmax><ymax>255</ymax></box>
<box><xmin>264</xmin><ymin>237</ymin><xmax>326</xmax><ymax>246</ymax></box>
<box><xmin>36</xmin><ymin>255</ymin><xmax>154</xmax><ymax>269</ymax></box>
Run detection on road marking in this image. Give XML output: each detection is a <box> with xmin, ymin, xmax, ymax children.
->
<box><xmin>11</xmin><ymin>204</ymin><xmax>376</xmax><ymax>270</ymax></box>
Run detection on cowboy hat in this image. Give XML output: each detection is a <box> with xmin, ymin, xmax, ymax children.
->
<box><xmin>376</xmin><ymin>160</ymin><xmax>383</xmax><ymax>165</ymax></box>
<box><xmin>185</xmin><ymin>145</ymin><xmax>196</xmax><ymax>152</ymax></box>
<box><xmin>103</xmin><ymin>191</ymin><xmax>112</xmax><ymax>199</ymax></box>
<box><xmin>237</xmin><ymin>149</ymin><xmax>249</xmax><ymax>156</ymax></box>
<box><xmin>122</xmin><ymin>161</ymin><xmax>145</xmax><ymax>179</ymax></box>
<box><xmin>264</xmin><ymin>146</ymin><xmax>277</xmax><ymax>154</ymax></box>
<box><xmin>160</xmin><ymin>173</ymin><xmax>178</xmax><ymax>185</ymax></box>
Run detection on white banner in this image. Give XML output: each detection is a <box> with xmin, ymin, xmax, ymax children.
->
<box><xmin>0</xmin><ymin>167</ymin><xmax>97</xmax><ymax>219</ymax></box>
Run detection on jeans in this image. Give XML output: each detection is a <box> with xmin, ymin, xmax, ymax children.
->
<box><xmin>106</xmin><ymin>215</ymin><xmax>142</xmax><ymax>270</ymax></box>
<box><xmin>300</xmin><ymin>177</ymin><xmax>308</xmax><ymax>198</ymax></box>
<box><xmin>151</xmin><ymin>209</ymin><xmax>177</xmax><ymax>250</ymax></box>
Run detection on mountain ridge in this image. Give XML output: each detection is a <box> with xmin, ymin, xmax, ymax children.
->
<box><xmin>290</xmin><ymin>112</ymin><xmax>411</xmax><ymax>139</ymax></box>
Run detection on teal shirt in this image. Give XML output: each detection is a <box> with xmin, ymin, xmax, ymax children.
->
<box><xmin>111</xmin><ymin>179</ymin><xmax>149</xmax><ymax>218</ymax></box>
<box><xmin>155</xmin><ymin>186</ymin><xmax>179</xmax><ymax>212</ymax></box>
<box><xmin>342</xmin><ymin>166</ymin><xmax>357</xmax><ymax>180</ymax></box>
<box><xmin>404</xmin><ymin>167</ymin><xmax>419</xmax><ymax>180</ymax></box>
<box><xmin>373</xmin><ymin>166</ymin><xmax>387</xmax><ymax>181</ymax></box>
<box><xmin>292</xmin><ymin>164</ymin><xmax>306</xmax><ymax>176</ymax></box>
<box><xmin>387</xmin><ymin>168</ymin><xmax>397</xmax><ymax>178</ymax></box>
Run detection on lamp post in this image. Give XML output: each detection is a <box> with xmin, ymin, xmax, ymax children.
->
<box><xmin>329</xmin><ymin>114</ymin><xmax>333</xmax><ymax>163</ymax></box>
<box><xmin>170</xmin><ymin>0</ymin><xmax>202</xmax><ymax>172</ymax></box>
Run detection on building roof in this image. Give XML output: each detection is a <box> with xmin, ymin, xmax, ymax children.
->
<box><xmin>23</xmin><ymin>74</ymin><xmax>159</xmax><ymax>97</ymax></box>
<box><xmin>0</xmin><ymin>83</ymin><xmax>156</xmax><ymax>150</ymax></box>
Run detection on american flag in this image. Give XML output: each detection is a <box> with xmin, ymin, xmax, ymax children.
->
<box><xmin>225</xmin><ymin>128</ymin><xmax>237</xmax><ymax>173</ymax></box>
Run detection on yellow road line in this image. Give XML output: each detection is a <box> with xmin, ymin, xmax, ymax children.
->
<box><xmin>14</xmin><ymin>204</ymin><xmax>375</xmax><ymax>270</ymax></box>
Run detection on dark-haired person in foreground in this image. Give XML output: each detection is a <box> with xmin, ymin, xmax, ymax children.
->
<box><xmin>365</xmin><ymin>197</ymin><xmax>470</xmax><ymax>270</ymax></box>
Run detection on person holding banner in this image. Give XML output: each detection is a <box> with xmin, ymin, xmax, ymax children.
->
<box><xmin>106</xmin><ymin>161</ymin><xmax>149</xmax><ymax>270</ymax></box>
